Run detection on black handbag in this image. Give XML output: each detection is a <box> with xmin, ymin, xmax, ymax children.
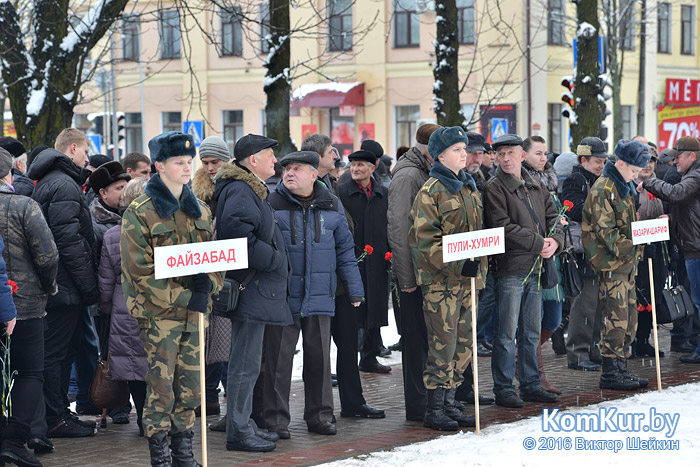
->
<box><xmin>212</xmin><ymin>207</ymin><xmax>276</xmax><ymax>319</ymax></box>
<box><xmin>656</xmin><ymin>273</ymin><xmax>694</xmax><ymax>324</ymax></box>
<box><xmin>561</xmin><ymin>230</ymin><xmax>583</xmax><ymax>298</ymax></box>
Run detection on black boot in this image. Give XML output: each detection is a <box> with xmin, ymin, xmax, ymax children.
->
<box><xmin>148</xmin><ymin>432</ymin><xmax>172</xmax><ymax>467</ymax></box>
<box><xmin>423</xmin><ymin>388</ymin><xmax>458</xmax><ymax>431</ymax></box>
<box><xmin>599</xmin><ymin>357</ymin><xmax>639</xmax><ymax>391</ymax></box>
<box><xmin>443</xmin><ymin>388</ymin><xmax>475</xmax><ymax>427</ymax></box>
<box><xmin>0</xmin><ymin>422</ymin><xmax>42</xmax><ymax>467</ymax></box>
<box><xmin>170</xmin><ymin>430</ymin><xmax>200</xmax><ymax>467</ymax></box>
<box><xmin>616</xmin><ymin>358</ymin><xmax>649</xmax><ymax>388</ymax></box>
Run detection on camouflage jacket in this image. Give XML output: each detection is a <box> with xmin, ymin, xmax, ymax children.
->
<box><xmin>582</xmin><ymin>161</ymin><xmax>643</xmax><ymax>276</ymax></box>
<box><xmin>409</xmin><ymin>161</ymin><xmax>487</xmax><ymax>289</ymax></box>
<box><xmin>121</xmin><ymin>174</ymin><xmax>223</xmax><ymax>332</ymax></box>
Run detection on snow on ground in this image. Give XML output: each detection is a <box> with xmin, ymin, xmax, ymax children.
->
<box><xmin>324</xmin><ymin>382</ymin><xmax>700</xmax><ymax>466</ymax></box>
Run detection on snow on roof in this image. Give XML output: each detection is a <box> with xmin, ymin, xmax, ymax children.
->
<box><xmin>291</xmin><ymin>81</ymin><xmax>363</xmax><ymax>101</ymax></box>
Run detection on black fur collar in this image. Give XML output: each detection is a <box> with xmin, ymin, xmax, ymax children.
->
<box><xmin>429</xmin><ymin>160</ymin><xmax>476</xmax><ymax>194</ymax></box>
<box><xmin>144</xmin><ymin>174</ymin><xmax>202</xmax><ymax>218</ymax></box>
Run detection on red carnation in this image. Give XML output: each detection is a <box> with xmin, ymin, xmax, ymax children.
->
<box><xmin>364</xmin><ymin>245</ymin><xmax>374</xmax><ymax>255</ymax></box>
<box><xmin>563</xmin><ymin>200</ymin><xmax>574</xmax><ymax>211</ymax></box>
<box><xmin>646</xmin><ymin>304</ymin><xmax>653</xmax><ymax>312</ymax></box>
<box><xmin>648</xmin><ymin>192</ymin><xmax>656</xmax><ymax>201</ymax></box>
<box><xmin>637</xmin><ymin>305</ymin><xmax>644</xmax><ymax>312</ymax></box>
<box><xmin>7</xmin><ymin>280</ymin><xmax>17</xmax><ymax>295</ymax></box>
<box><xmin>385</xmin><ymin>252</ymin><xmax>393</xmax><ymax>261</ymax></box>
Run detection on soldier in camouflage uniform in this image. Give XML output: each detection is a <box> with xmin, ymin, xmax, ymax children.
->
<box><xmin>582</xmin><ymin>139</ymin><xmax>650</xmax><ymax>391</ymax></box>
<box><xmin>409</xmin><ymin>126</ymin><xmax>487</xmax><ymax>431</ymax></box>
<box><xmin>121</xmin><ymin>132</ymin><xmax>223</xmax><ymax>467</ymax></box>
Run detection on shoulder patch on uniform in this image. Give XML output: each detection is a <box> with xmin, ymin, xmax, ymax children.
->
<box><xmin>420</xmin><ymin>178</ymin><xmax>439</xmax><ymax>193</ymax></box>
<box><xmin>603</xmin><ymin>179</ymin><xmax>615</xmax><ymax>192</ymax></box>
<box><xmin>131</xmin><ymin>194</ymin><xmax>152</xmax><ymax>210</ymax></box>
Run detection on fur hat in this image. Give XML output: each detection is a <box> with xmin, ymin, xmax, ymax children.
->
<box><xmin>89</xmin><ymin>161</ymin><xmax>131</xmax><ymax>192</ymax></box>
<box><xmin>199</xmin><ymin>136</ymin><xmax>231</xmax><ymax>161</ymax></box>
<box><xmin>415</xmin><ymin>124</ymin><xmax>440</xmax><ymax>145</ymax></box>
<box><xmin>614</xmin><ymin>140</ymin><xmax>651</xmax><ymax>168</ymax></box>
<box><xmin>0</xmin><ymin>137</ymin><xmax>26</xmax><ymax>159</ymax></box>
<box><xmin>0</xmin><ymin>148</ymin><xmax>12</xmax><ymax>179</ymax></box>
<box><xmin>427</xmin><ymin>126</ymin><xmax>469</xmax><ymax>159</ymax></box>
<box><xmin>148</xmin><ymin>131</ymin><xmax>196</xmax><ymax>163</ymax></box>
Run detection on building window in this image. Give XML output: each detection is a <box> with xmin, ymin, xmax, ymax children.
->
<box><xmin>223</xmin><ymin>110</ymin><xmax>244</xmax><ymax>154</ymax></box>
<box><xmin>159</xmin><ymin>10</ymin><xmax>181</xmax><ymax>59</ymax></box>
<box><xmin>395</xmin><ymin>105</ymin><xmax>420</xmax><ymax>148</ymax></box>
<box><xmin>328</xmin><ymin>0</ymin><xmax>353</xmax><ymax>51</ymax></box>
<box><xmin>658</xmin><ymin>2</ymin><xmax>671</xmax><ymax>53</ymax></box>
<box><xmin>681</xmin><ymin>5</ymin><xmax>694</xmax><ymax>55</ymax></box>
<box><xmin>547</xmin><ymin>0</ymin><xmax>565</xmax><ymax>46</ymax></box>
<box><xmin>122</xmin><ymin>15</ymin><xmax>140</xmax><ymax>61</ymax></box>
<box><xmin>260</xmin><ymin>109</ymin><xmax>267</xmax><ymax>136</ymax></box>
<box><xmin>621</xmin><ymin>105</ymin><xmax>634</xmax><ymax>140</ymax></box>
<box><xmin>162</xmin><ymin>111</ymin><xmax>182</xmax><ymax>133</ymax></box>
<box><xmin>260</xmin><ymin>3</ymin><xmax>271</xmax><ymax>53</ymax></box>
<box><xmin>394</xmin><ymin>0</ymin><xmax>419</xmax><ymax>48</ymax></box>
<box><xmin>620</xmin><ymin>1</ymin><xmax>635</xmax><ymax>51</ymax></box>
<box><xmin>548</xmin><ymin>103</ymin><xmax>563</xmax><ymax>154</ymax></box>
<box><xmin>457</xmin><ymin>0</ymin><xmax>475</xmax><ymax>45</ymax></box>
<box><xmin>125</xmin><ymin>113</ymin><xmax>143</xmax><ymax>154</ymax></box>
<box><xmin>221</xmin><ymin>7</ymin><xmax>243</xmax><ymax>56</ymax></box>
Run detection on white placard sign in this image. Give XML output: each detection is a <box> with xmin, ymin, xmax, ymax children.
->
<box><xmin>631</xmin><ymin>218</ymin><xmax>670</xmax><ymax>245</ymax></box>
<box><xmin>154</xmin><ymin>238</ymin><xmax>248</xmax><ymax>279</ymax></box>
<box><xmin>442</xmin><ymin>227</ymin><xmax>505</xmax><ymax>263</ymax></box>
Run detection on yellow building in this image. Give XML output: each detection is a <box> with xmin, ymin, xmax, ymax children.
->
<box><xmin>71</xmin><ymin>0</ymin><xmax>700</xmax><ymax>159</ymax></box>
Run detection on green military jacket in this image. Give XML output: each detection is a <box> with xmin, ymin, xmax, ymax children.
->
<box><xmin>409</xmin><ymin>161</ymin><xmax>488</xmax><ymax>289</ymax></box>
<box><xmin>121</xmin><ymin>174</ymin><xmax>223</xmax><ymax>332</ymax></box>
<box><xmin>582</xmin><ymin>161</ymin><xmax>643</xmax><ymax>277</ymax></box>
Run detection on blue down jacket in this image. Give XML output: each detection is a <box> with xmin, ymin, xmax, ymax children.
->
<box><xmin>268</xmin><ymin>181</ymin><xmax>364</xmax><ymax>318</ymax></box>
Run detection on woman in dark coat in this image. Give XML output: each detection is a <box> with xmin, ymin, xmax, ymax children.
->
<box><xmin>97</xmin><ymin>177</ymin><xmax>149</xmax><ymax>435</ymax></box>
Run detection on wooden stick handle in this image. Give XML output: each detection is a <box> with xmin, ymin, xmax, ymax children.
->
<box><xmin>471</xmin><ymin>278</ymin><xmax>480</xmax><ymax>434</ymax></box>
<box><xmin>648</xmin><ymin>257</ymin><xmax>662</xmax><ymax>392</ymax></box>
<box><xmin>199</xmin><ymin>313</ymin><xmax>208</xmax><ymax>466</ymax></box>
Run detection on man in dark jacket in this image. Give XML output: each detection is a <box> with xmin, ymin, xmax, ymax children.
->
<box><xmin>28</xmin><ymin>128</ymin><xmax>99</xmax><ymax>438</ymax></box>
<box><xmin>335</xmin><ymin>149</ymin><xmax>388</xmax><ymax>419</ymax></box>
<box><xmin>300</xmin><ymin>133</ymin><xmax>338</xmax><ymax>192</ymax></box>
<box><xmin>0</xmin><ymin>137</ymin><xmax>34</xmax><ymax>197</ymax></box>
<box><xmin>265</xmin><ymin>151</ymin><xmax>364</xmax><ymax>438</ymax></box>
<box><xmin>562</xmin><ymin>137</ymin><xmax>607</xmax><ymax>372</ymax></box>
<box><xmin>387</xmin><ymin>123</ymin><xmax>439</xmax><ymax>421</ymax></box>
<box><xmin>484</xmin><ymin>134</ymin><xmax>564</xmax><ymax>408</ymax></box>
<box><xmin>213</xmin><ymin>134</ymin><xmax>292</xmax><ymax>452</ymax></box>
<box><xmin>641</xmin><ymin>136</ymin><xmax>700</xmax><ymax>363</ymax></box>
<box><xmin>0</xmin><ymin>148</ymin><xmax>59</xmax><ymax>464</ymax></box>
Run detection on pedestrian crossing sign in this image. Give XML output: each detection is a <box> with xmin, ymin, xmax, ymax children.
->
<box><xmin>183</xmin><ymin>120</ymin><xmax>204</xmax><ymax>147</ymax></box>
<box><xmin>491</xmin><ymin>118</ymin><xmax>507</xmax><ymax>141</ymax></box>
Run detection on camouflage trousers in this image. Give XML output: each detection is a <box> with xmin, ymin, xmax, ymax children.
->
<box><xmin>140</xmin><ymin>327</ymin><xmax>201</xmax><ymax>438</ymax></box>
<box><xmin>598</xmin><ymin>274</ymin><xmax>638</xmax><ymax>359</ymax></box>
<box><xmin>421</xmin><ymin>283</ymin><xmax>474</xmax><ymax>389</ymax></box>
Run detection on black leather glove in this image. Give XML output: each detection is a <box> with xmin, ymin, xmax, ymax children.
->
<box><xmin>191</xmin><ymin>273</ymin><xmax>212</xmax><ymax>294</ymax></box>
<box><xmin>187</xmin><ymin>292</ymin><xmax>208</xmax><ymax>314</ymax></box>
<box><xmin>461</xmin><ymin>259</ymin><xmax>479</xmax><ymax>277</ymax></box>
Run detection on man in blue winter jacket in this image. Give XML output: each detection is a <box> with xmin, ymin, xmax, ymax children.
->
<box><xmin>264</xmin><ymin>150</ymin><xmax>364</xmax><ymax>438</ymax></box>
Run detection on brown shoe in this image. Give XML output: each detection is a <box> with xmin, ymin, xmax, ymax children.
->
<box><xmin>195</xmin><ymin>400</ymin><xmax>221</xmax><ymax>417</ymax></box>
<box><xmin>538</xmin><ymin>331</ymin><xmax>562</xmax><ymax>395</ymax></box>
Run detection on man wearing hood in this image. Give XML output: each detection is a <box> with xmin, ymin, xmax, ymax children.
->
<box><xmin>28</xmin><ymin>128</ymin><xmax>99</xmax><ymax>438</ymax></box>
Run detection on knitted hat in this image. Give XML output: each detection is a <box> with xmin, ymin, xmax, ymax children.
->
<box><xmin>0</xmin><ymin>137</ymin><xmax>26</xmax><ymax>159</ymax></box>
<box><xmin>88</xmin><ymin>160</ymin><xmax>132</xmax><ymax>192</ymax></box>
<box><xmin>0</xmin><ymin>148</ymin><xmax>12</xmax><ymax>179</ymax></box>
<box><xmin>415</xmin><ymin>124</ymin><xmax>440</xmax><ymax>145</ymax></box>
<box><xmin>614</xmin><ymin>140</ymin><xmax>651</xmax><ymax>168</ymax></box>
<box><xmin>427</xmin><ymin>126</ymin><xmax>469</xmax><ymax>159</ymax></box>
<box><xmin>199</xmin><ymin>136</ymin><xmax>231</xmax><ymax>161</ymax></box>
<box><xmin>148</xmin><ymin>131</ymin><xmax>196</xmax><ymax>163</ymax></box>
<box><xmin>552</xmin><ymin>152</ymin><xmax>577</xmax><ymax>178</ymax></box>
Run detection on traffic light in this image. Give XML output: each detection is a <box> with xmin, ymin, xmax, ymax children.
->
<box><xmin>116</xmin><ymin>113</ymin><xmax>126</xmax><ymax>156</ymax></box>
<box><xmin>561</xmin><ymin>76</ymin><xmax>576</xmax><ymax>122</ymax></box>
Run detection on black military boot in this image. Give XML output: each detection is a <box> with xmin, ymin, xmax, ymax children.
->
<box><xmin>599</xmin><ymin>357</ymin><xmax>639</xmax><ymax>391</ymax></box>
<box><xmin>423</xmin><ymin>388</ymin><xmax>458</xmax><ymax>431</ymax></box>
<box><xmin>443</xmin><ymin>388</ymin><xmax>475</xmax><ymax>427</ymax></box>
<box><xmin>148</xmin><ymin>432</ymin><xmax>172</xmax><ymax>467</ymax></box>
<box><xmin>616</xmin><ymin>358</ymin><xmax>649</xmax><ymax>388</ymax></box>
<box><xmin>170</xmin><ymin>430</ymin><xmax>200</xmax><ymax>467</ymax></box>
<box><xmin>0</xmin><ymin>421</ymin><xmax>42</xmax><ymax>467</ymax></box>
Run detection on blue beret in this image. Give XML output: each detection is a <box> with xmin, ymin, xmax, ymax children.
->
<box><xmin>427</xmin><ymin>126</ymin><xmax>469</xmax><ymax>159</ymax></box>
<box><xmin>614</xmin><ymin>140</ymin><xmax>650</xmax><ymax>168</ymax></box>
<box><xmin>148</xmin><ymin>131</ymin><xmax>196</xmax><ymax>163</ymax></box>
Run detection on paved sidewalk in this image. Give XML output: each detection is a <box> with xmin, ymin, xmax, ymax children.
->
<box><xmin>41</xmin><ymin>329</ymin><xmax>700</xmax><ymax>466</ymax></box>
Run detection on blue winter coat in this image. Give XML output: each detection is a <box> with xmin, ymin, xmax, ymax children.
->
<box><xmin>0</xmin><ymin>235</ymin><xmax>18</xmax><ymax>324</ymax></box>
<box><xmin>213</xmin><ymin>164</ymin><xmax>293</xmax><ymax>326</ymax></box>
<box><xmin>268</xmin><ymin>181</ymin><xmax>364</xmax><ymax>319</ymax></box>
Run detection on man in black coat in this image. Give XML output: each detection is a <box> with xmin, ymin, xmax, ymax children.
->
<box><xmin>335</xmin><ymin>149</ymin><xmax>389</xmax><ymax>419</ymax></box>
<box><xmin>213</xmin><ymin>134</ymin><xmax>293</xmax><ymax>452</ymax></box>
<box><xmin>27</xmin><ymin>128</ymin><xmax>99</xmax><ymax>438</ymax></box>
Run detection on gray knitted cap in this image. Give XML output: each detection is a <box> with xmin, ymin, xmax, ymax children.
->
<box><xmin>199</xmin><ymin>135</ymin><xmax>232</xmax><ymax>161</ymax></box>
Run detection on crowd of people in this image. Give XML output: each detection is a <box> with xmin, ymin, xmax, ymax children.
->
<box><xmin>0</xmin><ymin>121</ymin><xmax>698</xmax><ymax>466</ymax></box>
